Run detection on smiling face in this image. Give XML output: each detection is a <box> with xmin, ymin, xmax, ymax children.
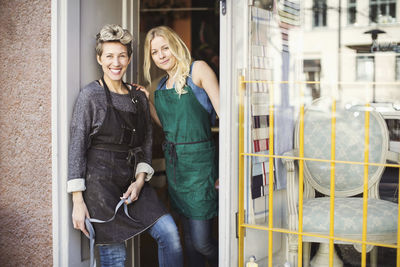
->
<box><xmin>97</xmin><ymin>41</ymin><xmax>131</xmax><ymax>81</ymax></box>
<box><xmin>150</xmin><ymin>36</ymin><xmax>177</xmax><ymax>73</ymax></box>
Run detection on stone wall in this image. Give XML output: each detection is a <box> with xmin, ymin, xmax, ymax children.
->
<box><xmin>0</xmin><ymin>0</ymin><xmax>52</xmax><ymax>266</ymax></box>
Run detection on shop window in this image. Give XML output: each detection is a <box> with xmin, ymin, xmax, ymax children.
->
<box><xmin>370</xmin><ymin>0</ymin><xmax>396</xmax><ymax>23</ymax></box>
<box><xmin>356</xmin><ymin>55</ymin><xmax>374</xmax><ymax>81</ymax></box>
<box><xmin>312</xmin><ymin>0</ymin><xmax>327</xmax><ymax>27</ymax></box>
<box><xmin>348</xmin><ymin>0</ymin><xmax>357</xmax><ymax>24</ymax></box>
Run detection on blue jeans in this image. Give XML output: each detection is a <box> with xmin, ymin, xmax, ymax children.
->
<box><xmin>148</xmin><ymin>214</ymin><xmax>184</xmax><ymax>267</ymax></box>
<box><xmin>181</xmin><ymin>216</ymin><xmax>218</xmax><ymax>267</ymax></box>
<box><xmin>98</xmin><ymin>243</ymin><xmax>126</xmax><ymax>267</ymax></box>
<box><xmin>98</xmin><ymin>214</ymin><xmax>183</xmax><ymax>267</ymax></box>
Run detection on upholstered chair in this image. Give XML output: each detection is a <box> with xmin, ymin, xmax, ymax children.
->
<box><xmin>282</xmin><ymin>98</ymin><xmax>399</xmax><ymax>267</ymax></box>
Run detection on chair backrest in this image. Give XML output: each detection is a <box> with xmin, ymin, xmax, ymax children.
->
<box><xmin>295</xmin><ymin>98</ymin><xmax>389</xmax><ymax>197</ymax></box>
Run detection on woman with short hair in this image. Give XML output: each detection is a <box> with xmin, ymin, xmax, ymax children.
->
<box><xmin>68</xmin><ymin>24</ymin><xmax>183</xmax><ymax>267</ymax></box>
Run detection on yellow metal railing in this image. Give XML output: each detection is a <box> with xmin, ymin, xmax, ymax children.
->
<box><xmin>237</xmin><ymin>76</ymin><xmax>400</xmax><ymax>267</ymax></box>
<box><xmin>268</xmin><ymin>75</ymin><xmax>275</xmax><ymax>267</ymax></box>
<box><xmin>362</xmin><ymin>104</ymin><xmax>370</xmax><ymax>266</ymax></box>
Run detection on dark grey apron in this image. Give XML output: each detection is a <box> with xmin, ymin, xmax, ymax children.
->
<box><xmin>83</xmin><ymin>78</ymin><xmax>167</xmax><ymax>244</ymax></box>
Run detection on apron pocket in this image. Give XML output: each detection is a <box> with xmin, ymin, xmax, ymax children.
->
<box><xmin>173</xmin><ymin>145</ymin><xmax>216</xmax><ymax>190</ymax></box>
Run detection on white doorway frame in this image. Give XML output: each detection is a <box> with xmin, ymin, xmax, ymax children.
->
<box><xmin>51</xmin><ymin>0</ymin><xmax>81</xmax><ymax>266</ymax></box>
<box><xmin>219</xmin><ymin>0</ymin><xmax>235</xmax><ymax>266</ymax></box>
<box><xmin>219</xmin><ymin>1</ymin><xmax>250</xmax><ymax>266</ymax></box>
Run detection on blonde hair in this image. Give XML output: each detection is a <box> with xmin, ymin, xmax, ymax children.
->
<box><xmin>144</xmin><ymin>26</ymin><xmax>192</xmax><ymax>96</ymax></box>
<box><xmin>96</xmin><ymin>24</ymin><xmax>133</xmax><ymax>57</ymax></box>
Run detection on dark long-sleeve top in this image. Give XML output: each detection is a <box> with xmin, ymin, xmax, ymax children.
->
<box><xmin>67</xmin><ymin>81</ymin><xmax>154</xmax><ymax>193</ymax></box>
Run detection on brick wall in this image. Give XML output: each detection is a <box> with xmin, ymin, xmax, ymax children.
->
<box><xmin>0</xmin><ymin>0</ymin><xmax>52</xmax><ymax>266</ymax></box>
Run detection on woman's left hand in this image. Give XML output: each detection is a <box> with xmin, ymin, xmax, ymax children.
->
<box><xmin>122</xmin><ymin>174</ymin><xmax>145</xmax><ymax>204</ymax></box>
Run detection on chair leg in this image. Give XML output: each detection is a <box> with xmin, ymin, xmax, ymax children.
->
<box><xmin>310</xmin><ymin>243</ymin><xmax>343</xmax><ymax>267</ymax></box>
<box><xmin>303</xmin><ymin>242</ymin><xmax>311</xmax><ymax>267</ymax></box>
<box><xmin>370</xmin><ymin>246</ymin><xmax>378</xmax><ymax>267</ymax></box>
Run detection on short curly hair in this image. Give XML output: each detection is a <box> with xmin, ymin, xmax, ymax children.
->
<box><xmin>95</xmin><ymin>24</ymin><xmax>133</xmax><ymax>57</ymax></box>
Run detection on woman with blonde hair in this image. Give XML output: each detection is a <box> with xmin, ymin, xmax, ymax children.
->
<box><xmin>68</xmin><ymin>24</ymin><xmax>183</xmax><ymax>267</ymax></box>
<box><xmin>142</xmin><ymin>25</ymin><xmax>219</xmax><ymax>267</ymax></box>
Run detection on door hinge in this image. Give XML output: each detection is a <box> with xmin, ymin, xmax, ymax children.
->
<box><xmin>220</xmin><ymin>0</ymin><xmax>226</xmax><ymax>15</ymax></box>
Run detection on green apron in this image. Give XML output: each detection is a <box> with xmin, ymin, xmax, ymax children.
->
<box><xmin>155</xmin><ymin>83</ymin><xmax>218</xmax><ymax>220</ymax></box>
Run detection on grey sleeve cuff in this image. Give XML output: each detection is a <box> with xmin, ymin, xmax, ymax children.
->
<box><xmin>67</xmin><ymin>178</ymin><xmax>86</xmax><ymax>193</ymax></box>
<box><xmin>135</xmin><ymin>162</ymin><xmax>155</xmax><ymax>182</ymax></box>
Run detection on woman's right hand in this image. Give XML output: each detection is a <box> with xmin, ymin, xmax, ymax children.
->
<box><xmin>132</xmin><ymin>83</ymin><xmax>150</xmax><ymax>99</ymax></box>
<box><xmin>72</xmin><ymin>192</ymin><xmax>90</xmax><ymax>237</ymax></box>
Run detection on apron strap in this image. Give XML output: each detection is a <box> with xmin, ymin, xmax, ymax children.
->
<box><xmin>101</xmin><ymin>77</ymin><xmax>125</xmax><ymax>129</ymax></box>
<box><xmin>158</xmin><ymin>76</ymin><xmax>168</xmax><ymax>90</ymax></box>
<box><xmin>85</xmin><ymin>196</ymin><xmax>138</xmax><ymax>267</ymax></box>
<box><xmin>101</xmin><ymin>77</ymin><xmax>113</xmax><ymax>106</ymax></box>
<box><xmin>128</xmin><ymin>84</ymin><xmax>139</xmax><ymax>106</ymax></box>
